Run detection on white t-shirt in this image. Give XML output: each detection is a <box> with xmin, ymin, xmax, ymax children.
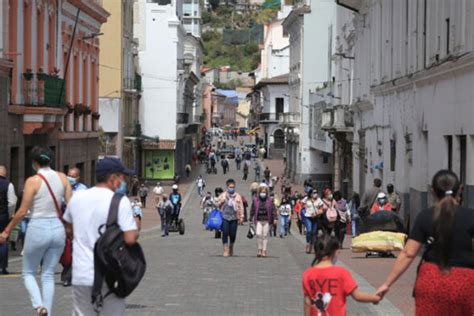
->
<box><xmin>197</xmin><ymin>178</ymin><xmax>204</xmax><ymax>188</ymax></box>
<box><xmin>153</xmin><ymin>186</ymin><xmax>164</xmax><ymax>195</ymax></box>
<box><xmin>64</xmin><ymin>187</ymin><xmax>137</xmax><ymax>286</ymax></box>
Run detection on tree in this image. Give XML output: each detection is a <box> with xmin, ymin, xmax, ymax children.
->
<box><xmin>209</xmin><ymin>0</ymin><xmax>219</xmax><ymax>11</ymax></box>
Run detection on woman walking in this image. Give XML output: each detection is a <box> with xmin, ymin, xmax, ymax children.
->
<box><xmin>217</xmin><ymin>179</ymin><xmax>244</xmax><ymax>257</ymax></box>
<box><xmin>376</xmin><ymin>170</ymin><xmax>474</xmax><ymax>315</ymax></box>
<box><xmin>304</xmin><ymin>189</ymin><xmax>324</xmax><ymax>254</ymax></box>
<box><xmin>250</xmin><ymin>186</ymin><xmax>276</xmax><ymax>257</ymax></box>
<box><xmin>348</xmin><ymin>193</ymin><xmax>360</xmax><ymax>237</ymax></box>
<box><xmin>0</xmin><ymin>147</ymin><xmax>72</xmax><ymax>315</ymax></box>
<box><xmin>278</xmin><ymin>197</ymin><xmax>291</xmax><ymax>238</ymax></box>
<box><xmin>320</xmin><ymin>188</ymin><xmax>339</xmax><ymax>236</ymax></box>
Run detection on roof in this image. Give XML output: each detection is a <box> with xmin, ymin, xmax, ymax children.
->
<box><xmin>255</xmin><ymin>73</ymin><xmax>289</xmax><ymax>89</ymax></box>
<box><xmin>282</xmin><ymin>5</ymin><xmax>311</xmax><ymax>29</ymax></box>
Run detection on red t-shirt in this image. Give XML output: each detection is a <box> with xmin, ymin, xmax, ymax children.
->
<box><xmin>302</xmin><ymin>266</ymin><xmax>357</xmax><ymax>316</ymax></box>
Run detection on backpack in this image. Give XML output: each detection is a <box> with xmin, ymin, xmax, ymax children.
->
<box><xmin>92</xmin><ymin>193</ymin><xmax>146</xmax><ymax>310</ymax></box>
<box><xmin>325</xmin><ymin>201</ymin><xmax>338</xmax><ymax>223</ymax></box>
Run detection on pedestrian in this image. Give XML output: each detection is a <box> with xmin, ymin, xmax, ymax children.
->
<box><xmin>333</xmin><ymin>191</ymin><xmax>350</xmax><ymax>248</ymax></box>
<box><xmin>221</xmin><ymin>157</ymin><xmax>229</xmax><ymax>174</ymax></box>
<box><xmin>359</xmin><ymin>178</ymin><xmax>383</xmax><ymax>219</ymax></box>
<box><xmin>304</xmin><ymin>188</ymin><xmax>324</xmax><ymax>254</ymax></box>
<box><xmin>200</xmin><ymin>192</ymin><xmax>215</xmax><ymax>226</ymax></box>
<box><xmin>196</xmin><ymin>175</ymin><xmax>205</xmax><ymax>197</ymax></box>
<box><xmin>279</xmin><ymin>197</ymin><xmax>291</xmax><ymax>238</ymax></box>
<box><xmin>170</xmin><ymin>184</ymin><xmax>182</xmax><ymax>227</ymax></box>
<box><xmin>254</xmin><ymin>163</ymin><xmax>261</xmax><ymax>182</ymax></box>
<box><xmin>263</xmin><ymin>166</ymin><xmax>271</xmax><ymax>183</ymax></box>
<box><xmin>294</xmin><ymin>195</ymin><xmax>304</xmax><ymax>235</ymax></box>
<box><xmin>61</xmin><ymin>167</ymin><xmax>88</xmax><ymax>288</ymax></box>
<box><xmin>235</xmin><ymin>155</ymin><xmax>242</xmax><ymax>170</ymax></box>
<box><xmin>217</xmin><ymin>179</ymin><xmax>244</xmax><ymax>257</ymax></box>
<box><xmin>192</xmin><ymin>151</ymin><xmax>198</xmax><ymax>166</ymax></box>
<box><xmin>243</xmin><ymin>162</ymin><xmax>249</xmax><ymax>181</ymax></box>
<box><xmin>258</xmin><ymin>146</ymin><xmax>266</xmax><ymax>160</ymax></box>
<box><xmin>376</xmin><ymin>170</ymin><xmax>474</xmax><ymax>315</ymax></box>
<box><xmin>61</xmin><ymin>157</ymin><xmax>138</xmax><ymax>316</ymax></box>
<box><xmin>250</xmin><ymin>185</ymin><xmax>276</xmax><ymax>257</ymax></box>
<box><xmin>320</xmin><ymin>188</ymin><xmax>339</xmax><ymax>235</ymax></box>
<box><xmin>157</xmin><ymin>194</ymin><xmax>173</xmax><ymax>237</ymax></box>
<box><xmin>370</xmin><ymin>192</ymin><xmax>393</xmax><ymax>214</ymax></box>
<box><xmin>173</xmin><ymin>173</ymin><xmax>180</xmax><ymax>184</ymax></box>
<box><xmin>0</xmin><ymin>147</ymin><xmax>71</xmax><ymax>315</ymax></box>
<box><xmin>130</xmin><ymin>176</ymin><xmax>139</xmax><ymax>197</ymax></box>
<box><xmin>138</xmin><ymin>183</ymin><xmax>149</xmax><ymax>208</ymax></box>
<box><xmin>153</xmin><ymin>181</ymin><xmax>164</xmax><ymax>203</ymax></box>
<box><xmin>386</xmin><ymin>184</ymin><xmax>401</xmax><ymax>213</ymax></box>
<box><xmin>0</xmin><ymin>165</ymin><xmax>18</xmax><ymax>275</ymax></box>
<box><xmin>185</xmin><ymin>163</ymin><xmax>192</xmax><ymax>178</ymax></box>
<box><xmin>303</xmin><ymin>234</ymin><xmax>381</xmax><ymax>315</ymax></box>
<box><xmin>269</xmin><ymin>191</ymin><xmax>279</xmax><ymax>237</ymax></box>
<box><xmin>348</xmin><ymin>192</ymin><xmax>360</xmax><ymax>237</ymax></box>
<box><xmin>213</xmin><ymin>187</ymin><xmax>224</xmax><ymax>239</ymax></box>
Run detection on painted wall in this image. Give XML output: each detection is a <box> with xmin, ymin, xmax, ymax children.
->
<box><xmin>261</xmin><ymin>19</ymin><xmax>289</xmax><ymax>80</ymax></box>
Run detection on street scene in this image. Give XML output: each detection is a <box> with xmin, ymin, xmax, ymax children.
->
<box><xmin>0</xmin><ymin>0</ymin><xmax>474</xmax><ymax>315</ymax></box>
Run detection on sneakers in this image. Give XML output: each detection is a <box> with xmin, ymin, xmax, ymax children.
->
<box><xmin>62</xmin><ymin>281</ymin><xmax>71</xmax><ymax>287</ymax></box>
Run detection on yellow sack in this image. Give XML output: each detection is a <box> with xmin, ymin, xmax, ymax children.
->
<box><xmin>351</xmin><ymin>231</ymin><xmax>407</xmax><ymax>253</ymax></box>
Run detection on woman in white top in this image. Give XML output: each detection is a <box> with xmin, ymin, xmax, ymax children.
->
<box><xmin>0</xmin><ymin>147</ymin><xmax>71</xmax><ymax>316</ymax></box>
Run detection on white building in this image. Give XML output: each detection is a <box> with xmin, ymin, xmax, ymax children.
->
<box><xmin>183</xmin><ymin>0</ymin><xmax>201</xmax><ymax>37</ymax></box>
<box><xmin>282</xmin><ymin>0</ymin><xmax>335</xmax><ymax>186</ymax></box>
<box><xmin>135</xmin><ymin>0</ymin><xmax>196</xmax><ymax>179</ymax></box>
<box><xmin>333</xmin><ymin>0</ymin><xmax>474</xmax><ymax>221</ymax></box>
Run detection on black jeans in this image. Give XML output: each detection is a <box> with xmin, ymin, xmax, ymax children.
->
<box><xmin>221</xmin><ymin>219</ymin><xmax>238</xmax><ymax>245</ymax></box>
<box><xmin>140</xmin><ymin>196</ymin><xmax>147</xmax><ymax>208</ymax></box>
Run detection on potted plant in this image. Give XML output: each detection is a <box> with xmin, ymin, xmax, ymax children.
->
<box><xmin>84</xmin><ymin>106</ymin><xmax>92</xmax><ymax>115</ymax></box>
<box><xmin>23</xmin><ymin>69</ymin><xmax>33</xmax><ymax>81</ymax></box>
<box><xmin>66</xmin><ymin>102</ymin><xmax>74</xmax><ymax>114</ymax></box>
<box><xmin>92</xmin><ymin>111</ymin><xmax>101</xmax><ymax>120</ymax></box>
<box><xmin>74</xmin><ymin>103</ymin><xmax>84</xmax><ymax>116</ymax></box>
<box><xmin>37</xmin><ymin>68</ymin><xmax>47</xmax><ymax>81</ymax></box>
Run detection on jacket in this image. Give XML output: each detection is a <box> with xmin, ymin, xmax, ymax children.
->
<box><xmin>250</xmin><ymin>197</ymin><xmax>276</xmax><ymax>223</ymax></box>
<box><xmin>217</xmin><ymin>192</ymin><xmax>244</xmax><ymax>221</ymax></box>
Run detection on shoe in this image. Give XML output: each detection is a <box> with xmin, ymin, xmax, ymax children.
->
<box><xmin>280</xmin><ymin>234</ymin><xmax>284</xmax><ymax>238</ymax></box>
<box><xmin>229</xmin><ymin>243</ymin><xmax>234</xmax><ymax>256</ymax></box>
<box><xmin>257</xmin><ymin>250</ymin><xmax>262</xmax><ymax>257</ymax></box>
<box><xmin>1</xmin><ymin>268</ymin><xmax>9</xmax><ymax>275</ymax></box>
<box><xmin>35</xmin><ymin>307</ymin><xmax>48</xmax><ymax>315</ymax></box>
<box><xmin>262</xmin><ymin>250</ymin><xmax>267</xmax><ymax>257</ymax></box>
<box><xmin>223</xmin><ymin>245</ymin><xmax>230</xmax><ymax>257</ymax></box>
<box><xmin>63</xmin><ymin>281</ymin><xmax>71</xmax><ymax>287</ymax></box>
<box><xmin>305</xmin><ymin>244</ymin><xmax>311</xmax><ymax>254</ymax></box>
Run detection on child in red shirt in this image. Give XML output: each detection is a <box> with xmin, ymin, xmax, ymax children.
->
<box><xmin>302</xmin><ymin>234</ymin><xmax>381</xmax><ymax>315</ymax></box>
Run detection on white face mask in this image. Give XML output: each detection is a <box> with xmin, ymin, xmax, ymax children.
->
<box><xmin>259</xmin><ymin>193</ymin><xmax>267</xmax><ymax>199</ymax></box>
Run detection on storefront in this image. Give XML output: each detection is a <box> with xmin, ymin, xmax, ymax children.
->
<box><xmin>141</xmin><ymin>140</ymin><xmax>176</xmax><ymax>180</ymax></box>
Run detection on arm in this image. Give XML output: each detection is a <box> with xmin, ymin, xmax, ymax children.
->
<box><xmin>57</xmin><ymin>172</ymin><xmax>72</xmax><ymax>204</ymax></box>
<box><xmin>376</xmin><ymin>239</ymin><xmax>423</xmax><ymax>297</ymax></box>
<box><xmin>7</xmin><ymin>183</ymin><xmax>18</xmax><ymax>217</ymax></box>
<box><xmin>351</xmin><ymin>289</ymin><xmax>381</xmax><ymax>304</ymax></box>
<box><xmin>250</xmin><ymin>199</ymin><xmax>255</xmax><ymax>222</ymax></box>
<box><xmin>124</xmin><ymin>230</ymin><xmax>139</xmax><ymax>246</ymax></box>
<box><xmin>303</xmin><ymin>295</ymin><xmax>312</xmax><ymax>316</ymax></box>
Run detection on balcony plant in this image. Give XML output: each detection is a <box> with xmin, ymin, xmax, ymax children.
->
<box><xmin>37</xmin><ymin>68</ymin><xmax>47</xmax><ymax>81</ymax></box>
<box><xmin>74</xmin><ymin>103</ymin><xmax>85</xmax><ymax>116</ymax></box>
<box><xmin>23</xmin><ymin>69</ymin><xmax>33</xmax><ymax>81</ymax></box>
<box><xmin>66</xmin><ymin>102</ymin><xmax>74</xmax><ymax>114</ymax></box>
<box><xmin>50</xmin><ymin>67</ymin><xmax>60</xmax><ymax>77</ymax></box>
<box><xmin>84</xmin><ymin>106</ymin><xmax>92</xmax><ymax>115</ymax></box>
<box><xmin>92</xmin><ymin>111</ymin><xmax>101</xmax><ymax>120</ymax></box>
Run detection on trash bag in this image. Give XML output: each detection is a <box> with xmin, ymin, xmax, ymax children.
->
<box><xmin>205</xmin><ymin>209</ymin><xmax>223</xmax><ymax>231</ymax></box>
<box><xmin>352</xmin><ymin>231</ymin><xmax>407</xmax><ymax>253</ymax></box>
<box><xmin>362</xmin><ymin>211</ymin><xmax>405</xmax><ymax>233</ymax></box>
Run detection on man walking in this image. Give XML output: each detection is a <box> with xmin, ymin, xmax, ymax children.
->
<box><xmin>196</xmin><ymin>175</ymin><xmax>205</xmax><ymax>197</ymax></box>
<box><xmin>254</xmin><ymin>163</ymin><xmax>261</xmax><ymax>182</ymax></box>
<box><xmin>386</xmin><ymin>184</ymin><xmax>401</xmax><ymax>213</ymax></box>
<box><xmin>0</xmin><ymin>166</ymin><xmax>17</xmax><ymax>275</ymax></box>
<box><xmin>138</xmin><ymin>184</ymin><xmax>149</xmax><ymax>208</ymax></box>
<box><xmin>64</xmin><ymin>157</ymin><xmax>138</xmax><ymax>315</ymax></box>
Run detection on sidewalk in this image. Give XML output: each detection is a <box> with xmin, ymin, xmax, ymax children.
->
<box><xmin>263</xmin><ymin>158</ymin><xmax>416</xmax><ymax>315</ymax></box>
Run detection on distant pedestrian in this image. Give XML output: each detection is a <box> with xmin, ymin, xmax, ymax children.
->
<box><xmin>303</xmin><ymin>234</ymin><xmax>381</xmax><ymax>315</ymax></box>
<box><xmin>243</xmin><ymin>162</ymin><xmax>249</xmax><ymax>181</ymax></box>
<box><xmin>130</xmin><ymin>176</ymin><xmax>139</xmax><ymax>197</ymax></box>
<box><xmin>196</xmin><ymin>175</ymin><xmax>205</xmax><ymax>197</ymax></box>
<box><xmin>278</xmin><ymin>197</ymin><xmax>291</xmax><ymax>238</ymax></box>
<box><xmin>139</xmin><ymin>184</ymin><xmax>149</xmax><ymax>208</ymax></box>
<box><xmin>235</xmin><ymin>155</ymin><xmax>242</xmax><ymax>170</ymax></box>
<box><xmin>263</xmin><ymin>166</ymin><xmax>271</xmax><ymax>183</ymax></box>
<box><xmin>348</xmin><ymin>192</ymin><xmax>360</xmax><ymax>237</ymax></box>
<box><xmin>170</xmin><ymin>185</ymin><xmax>182</xmax><ymax>227</ymax></box>
<box><xmin>185</xmin><ymin>163</ymin><xmax>192</xmax><ymax>178</ymax></box>
<box><xmin>376</xmin><ymin>170</ymin><xmax>474</xmax><ymax>315</ymax></box>
<box><xmin>321</xmin><ymin>188</ymin><xmax>339</xmax><ymax>235</ymax></box>
<box><xmin>334</xmin><ymin>191</ymin><xmax>350</xmax><ymax>248</ymax></box>
<box><xmin>0</xmin><ymin>165</ymin><xmax>17</xmax><ymax>275</ymax></box>
<box><xmin>259</xmin><ymin>146</ymin><xmax>266</xmax><ymax>160</ymax></box>
<box><xmin>370</xmin><ymin>192</ymin><xmax>393</xmax><ymax>214</ymax></box>
<box><xmin>221</xmin><ymin>157</ymin><xmax>229</xmax><ymax>174</ymax></box>
<box><xmin>250</xmin><ymin>186</ymin><xmax>276</xmax><ymax>257</ymax></box>
<box><xmin>157</xmin><ymin>194</ymin><xmax>173</xmax><ymax>237</ymax></box>
<box><xmin>0</xmin><ymin>147</ymin><xmax>72</xmax><ymax>315</ymax></box>
<box><xmin>153</xmin><ymin>182</ymin><xmax>164</xmax><ymax>203</ymax></box>
<box><xmin>386</xmin><ymin>184</ymin><xmax>401</xmax><ymax>213</ymax></box>
<box><xmin>254</xmin><ymin>163</ymin><xmax>261</xmax><ymax>182</ymax></box>
<box><xmin>217</xmin><ymin>179</ymin><xmax>244</xmax><ymax>257</ymax></box>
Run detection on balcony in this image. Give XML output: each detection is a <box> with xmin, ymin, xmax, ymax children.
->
<box><xmin>176</xmin><ymin>112</ymin><xmax>189</xmax><ymax>124</ymax></box>
<box><xmin>123</xmin><ymin>73</ymin><xmax>143</xmax><ymax>93</ymax></box>
<box><xmin>321</xmin><ymin>105</ymin><xmax>353</xmax><ymax>133</ymax></box>
<box><xmin>279</xmin><ymin>112</ymin><xmax>301</xmax><ymax>127</ymax></box>
<box><xmin>259</xmin><ymin>113</ymin><xmax>282</xmax><ymax>123</ymax></box>
<box><xmin>22</xmin><ymin>73</ymin><xmax>66</xmax><ymax>107</ymax></box>
<box><xmin>189</xmin><ymin>114</ymin><xmax>204</xmax><ymax>125</ymax></box>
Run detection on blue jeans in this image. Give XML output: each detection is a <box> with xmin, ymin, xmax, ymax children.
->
<box><xmin>221</xmin><ymin>219</ymin><xmax>238</xmax><ymax>245</ymax></box>
<box><xmin>22</xmin><ymin>218</ymin><xmax>65</xmax><ymax>315</ymax></box>
<box><xmin>304</xmin><ymin>217</ymin><xmax>318</xmax><ymax>245</ymax></box>
<box><xmin>279</xmin><ymin>215</ymin><xmax>289</xmax><ymax>236</ymax></box>
<box><xmin>352</xmin><ymin>216</ymin><xmax>359</xmax><ymax>236</ymax></box>
<box><xmin>197</xmin><ymin>186</ymin><xmax>204</xmax><ymax>197</ymax></box>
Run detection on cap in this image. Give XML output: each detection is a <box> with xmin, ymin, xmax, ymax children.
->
<box><xmin>172</xmin><ymin>184</ymin><xmax>178</xmax><ymax>190</ymax></box>
<box><xmin>377</xmin><ymin>192</ymin><xmax>387</xmax><ymax>199</ymax></box>
<box><xmin>96</xmin><ymin>157</ymin><xmax>135</xmax><ymax>178</ymax></box>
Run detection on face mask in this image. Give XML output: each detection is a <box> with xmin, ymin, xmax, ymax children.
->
<box><xmin>387</xmin><ymin>188</ymin><xmax>394</xmax><ymax>193</ymax></box>
<box><xmin>378</xmin><ymin>198</ymin><xmax>386</xmax><ymax>205</ymax></box>
<box><xmin>259</xmin><ymin>193</ymin><xmax>267</xmax><ymax>199</ymax></box>
<box><xmin>67</xmin><ymin>176</ymin><xmax>77</xmax><ymax>186</ymax></box>
<box><xmin>327</xmin><ymin>194</ymin><xmax>333</xmax><ymax>200</ymax></box>
<box><xmin>228</xmin><ymin>188</ymin><xmax>235</xmax><ymax>195</ymax></box>
<box><xmin>117</xmin><ymin>181</ymin><xmax>127</xmax><ymax>194</ymax></box>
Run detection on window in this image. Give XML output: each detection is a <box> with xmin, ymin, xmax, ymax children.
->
<box><xmin>390</xmin><ymin>138</ymin><xmax>396</xmax><ymax>171</ymax></box>
<box><xmin>275</xmin><ymin>97</ymin><xmax>284</xmax><ymax>114</ymax></box>
<box><xmin>446</xmin><ymin>135</ymin><xmax>453</xmax><ymax>171</ymax></box>
<box><xmin>148</xmin><ymin>0</ymin><xmax>171</xmax><ymax>5</ymax></box>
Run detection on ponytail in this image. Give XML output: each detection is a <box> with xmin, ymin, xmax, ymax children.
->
<box><xmin>431</xmin><ymin>170</ymin><xmax>460</xmax><ymax>268</ymax></box>
<box><xmin>312</xmin><ymin>232</ymin><xmax>339</xmax><ymax>266</ymax></box>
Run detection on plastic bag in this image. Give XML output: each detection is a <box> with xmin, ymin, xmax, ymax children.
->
<box><xmin>206</xmin><ymin>209</ymin><xmax>223</xmax><ymax>231</ymax></box>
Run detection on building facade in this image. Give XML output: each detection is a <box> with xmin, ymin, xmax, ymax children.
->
<box><xmin>332</xmin><ymin>0</ymin><xmax>474</xmax><ymax>223</ymax></box>
<box><xmin>282</xmin><ymin>0</ymin><xmax>334</xmax><ymax>186</ymax></box>
<box><xmin>99</xmin><ymin>0</ymin><xmax>141</xmax><ymax>173</ymax></box>
<box><xmin>0</xmin><ymin>0</ymin><xmax>108</xmax><ymax>190</ymax></box>
<box><xmin>182</xmin><ymin>0</ymin><xmax>201</xmax><ymax>38</ymax></box>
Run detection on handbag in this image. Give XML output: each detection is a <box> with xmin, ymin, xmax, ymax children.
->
<box><xmin>247</xmin><ymin>224</ymin><xmax>256</xmax><ymax>239</ymax></box>
<box><xmin>205</xmin><ymin>209</ymin><xmax>223</xmax><ymax>231</ymax></box>
<box><xmin>37</xmin><ymin>173</ymin><xmax>72</xmax><ymax>267</ymax></box>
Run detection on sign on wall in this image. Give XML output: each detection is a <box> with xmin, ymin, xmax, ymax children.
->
<box><xmin>143</xmin><ymin>150</ymin><xmax>175</xmax><ymax>179</ymax></box>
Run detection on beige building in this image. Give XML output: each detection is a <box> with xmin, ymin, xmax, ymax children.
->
<box><xmin>99</xmin><ymin>0</ymin><xmax>141</xmax><ymax>171</ymax></box>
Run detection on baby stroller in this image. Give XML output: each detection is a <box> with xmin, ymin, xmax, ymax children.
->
<box><xmin>353</xmin><ymin>211</ymin><xmax>406</xmax><ymax>258</ymax></box>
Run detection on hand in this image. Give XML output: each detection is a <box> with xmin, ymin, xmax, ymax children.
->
<box><xmin>375</xmin><ymin>283</ymin><xmax>389</xmax><ymax>299</ymax></box>
<box><xmin>373</xmin><ymin>294</ymin><xmax>382</xmax><ymax>305</ymax></box>
<box><xmin>239</xmin><ymin>218</ymin><xmax>244</xmax><ymax>225</ymax></box>
<box><xmin>0</xmin><ymin>231</ymin><xmax>8</xmax><ymax>244</ymax></box>
<box><xmin>273</xmin><ymin>220</ymin><xmax>278</xmax><ymax>226</ymax></box>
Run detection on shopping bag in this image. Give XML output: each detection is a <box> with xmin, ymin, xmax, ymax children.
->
<box><xmin>247</xmin><ymin>224</ymin><xmax>256</xmax><ymax>239</ymax></box>
<box><xmin>351</xmin><ymin>231</ymin><xmax>407</xmax><ymax>253</ymax></box>
<box><xmin>205</xmin><ymin>209</ymin><xmax>223</xmax><ymax>231</ymax></box>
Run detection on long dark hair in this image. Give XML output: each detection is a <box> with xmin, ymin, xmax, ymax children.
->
<box><xmin>431</xmin><ymin>170</ymin><xmax>460</xmax><ymax>268</ymax></box>
<box><xmin>312</xmin><ymin>233</ymin><xmax>339</xmax><ymax>265</ymax></box>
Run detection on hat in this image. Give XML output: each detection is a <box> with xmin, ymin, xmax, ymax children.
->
<box><xmin>96</xmin><ymin>157</ymin><xmax>134</xmax><ymax>178</ymax></box>
<box><xmin>377</xmin><ymin>192</ymin><xmax>387</xmax><ymax>199</ymax></box>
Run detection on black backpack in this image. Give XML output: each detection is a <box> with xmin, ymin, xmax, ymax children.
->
<box><xmin>92</xmin><ymin>193</ymin><xmax>146</xmax><ymax>310</ymax></box>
